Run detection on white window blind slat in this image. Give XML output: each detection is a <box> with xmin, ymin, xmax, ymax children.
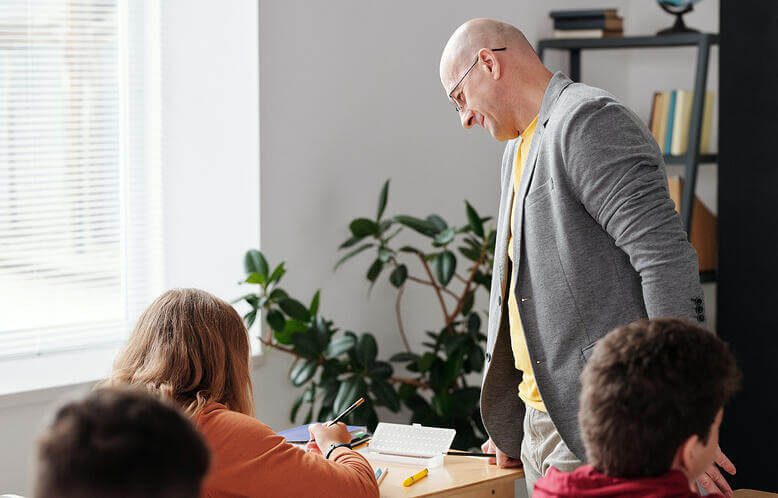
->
<box><xmin>0</xmin><ymin>0</ymin><xmax>162</xmax><ymax>360</ymax></box>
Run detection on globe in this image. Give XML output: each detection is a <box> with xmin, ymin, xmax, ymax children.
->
<box><xmin>657</xmin><ymin>0</ymin><xmax>703</xmax><ymax>35</ymax></box>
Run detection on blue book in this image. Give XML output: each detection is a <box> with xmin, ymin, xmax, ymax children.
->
<box><xmin>664</xmin><ymin>90</ymin><xmax>677</xmax><ymax>154</ymax></box>
<box><xmin>277</xmin><ymin>424</ymin><xmax>366</xmax><ymax>443</ymax></box>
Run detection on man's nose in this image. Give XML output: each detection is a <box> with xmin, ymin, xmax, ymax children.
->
<box><xmin>460</xmin><ymin>108</ymin><xmax>475</xmax><ymax>129</ymax></box>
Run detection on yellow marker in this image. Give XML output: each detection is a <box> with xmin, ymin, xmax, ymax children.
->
<box><xmin>402</xmin><ymin>468</ymin><xmax>429</xmax><ymax>487</ymax></box>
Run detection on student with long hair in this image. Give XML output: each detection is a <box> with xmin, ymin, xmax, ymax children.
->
<box><xmin>106</xmin><ymin>288</ymin><xmax>378</xmax><ymax>498</ymax></box>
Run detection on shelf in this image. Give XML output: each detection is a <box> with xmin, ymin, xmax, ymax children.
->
<box><xmin>537</xmin><ymin>33</ymin><xmax>719</xmax><ymax>51</ymax></box>
<box><xmin>664</xmin><ymin>154</ymin><xmax>718</xmax><ymax>165</ymax></box>
<box><xmin>700</xmin><ymin>270</ymin><xmax>717</xmax><ymax>283</ymax></box>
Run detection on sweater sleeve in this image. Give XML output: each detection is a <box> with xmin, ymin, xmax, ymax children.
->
<box><xmin>197</xmin><ymin>407</ymin><xmax>378</xmax><ymax>498</ymax></box>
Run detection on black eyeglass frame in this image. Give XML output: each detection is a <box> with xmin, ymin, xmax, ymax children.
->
<box><xmin>446</xmin><ymin>47</ymin><xmax>507</xmax><ymax>112</ymax></box>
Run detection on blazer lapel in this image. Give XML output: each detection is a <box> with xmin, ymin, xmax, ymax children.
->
<box><xmin>493</xmin><ymin>140</ymin><xmax>517</xmax><ymax>300</ymax></box>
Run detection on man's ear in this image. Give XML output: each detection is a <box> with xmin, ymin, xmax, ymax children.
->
<box><xmin>478</xmin><ymin>48</ymin><xmax>501</xmax><ymax>80</ymax></box>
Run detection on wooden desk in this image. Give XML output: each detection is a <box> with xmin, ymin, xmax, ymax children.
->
<box><xmin>367</xmin><ymin>455</ymin><xmax>524</xmax><ymax>498</ymax></box>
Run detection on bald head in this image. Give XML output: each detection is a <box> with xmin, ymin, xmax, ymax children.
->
<box><xmin>439</xmin><ymin>19</ymin><xmax>552</xmax><ymax>140</ymax></box>
<box><xmin>439</xmin><ymin>18</ymin><xmax>534</xmax><ymax>88</ymax></box>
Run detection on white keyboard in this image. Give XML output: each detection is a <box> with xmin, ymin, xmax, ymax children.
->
<box><xmin>369</xmin><ymin>423</ymin><xmax>456</xmax><ymax>458</ymax></box>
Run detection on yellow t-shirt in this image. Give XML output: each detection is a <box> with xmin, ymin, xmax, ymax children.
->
<box><xmin>506</xmin><ymin>115</ymin><xmax>546</xmax><ymax>412</ymax></box>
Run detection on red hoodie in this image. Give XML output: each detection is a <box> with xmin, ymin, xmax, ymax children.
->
<box><xmin>534</xmin><ymin>465</ymin><xmax>724</xmax><ymax>498</ymax></box>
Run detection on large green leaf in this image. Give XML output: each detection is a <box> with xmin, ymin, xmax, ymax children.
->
<box><xmin>268</xmin><ymin>288</ymin><xmax>289</xmax><ymax>302</ymax></box>
<box><xmin>366</xmin><ymin>259</ymin><xmax>384</xmax><ymax>283</ymax></box>
<box><xmin>433</xmin><ymin>227</ymin><xmax>455</xmax><ymax>246</ymax></box>
<box><xmin>333</xmin><ymin>376</ymin><xmax>366</xmax><ymax>415</ymax></box>
<box><xmin>244</xmin><ymin>250</ymin><xmax>269</xmax><ymax>279</ymax></box>
<box><xmin>389</xmin><ymin>264</ymin><xmax>408</xmax><ymax>288</ymax></box>
<box><xmin>417</xmin><ymin>352</ymin><xmax>437</xmax><ymax>373</ymax></box>
<box><xmin>334</xmin><ymin>243</ymin><xmax>373</xmax><ymax>270</ymax></box>
<box><xmin>292</xmin><ymin>330</ymin><xmax>321</xmax><ymax>358</ymax></box>
<box><xmin>290</xmin><ymin>358</ymin><xmax>318</xmax><ymax>387</ymax></box>
<box><xmin>339</xmin><ymin>235</ymin><xmax>365</xmax><ymax>249</ymax></box>
<box><xmin>266</xmin><ymin>309</ymin><xmax>285</xmax><ymax>332</ymax></box>
<box><xmin>268</xmin><ymin>263</ymin><xmax>286</xmax><ymax>284</ymax></box>
<box><xmin>467</xmin><ymin>313</ymin><xmax>481</xmax><ymax>337</ymax></box>
<box><xmin>356</xmin><ymin>333</ymin><xmax>378</xmax><ymax>369</ymax></box>
<box><xmin>390</xmin><ymin>351</ymin><xmax>420</xmax><ymax>362</ymax></box>
<box><xmin>376</xmin><ymin>180</ymin><xmax>389</xmax><ymax>221</ymax></box>
<box><xmin>461</xmin><ymin>290</ymin><xmax>475</xmax><ymax>316</ymax></box>
<box><xmin>369</xmin><ymin>360</ymin><xmax>393</xmax><ymax>379</ymax></box>
<box><xmin>278</xmin><ymin>298</ymin><xmax>311</xmax><ymax>322</ymax></box>
<box><xmin>393</xmin><ymin>215</ymin><xmax>437</xmax><ymax>237</ymax></box>
<box><xmin>309</xmin><ymin>290</ymin><xmax>321</xmax><ymax>317</ymax></box>
<box><xmin>275</xmin><ymin>319</ymin><xmax>307</xmax><ymax>344</ymax></box>
<box><xmin>371</xmin><ymin>378</ymin><xmax>401</xmax><ymax>411</ymax></box>
<box><xmin>245</xmin><ymin>272</ymin><xmax>265</xmax><ymax>285</ymax></box>
<box><xmin>290</xmin><ymin>393</ymin><xmax>304</xmax><ymax>423</ymax></box>
<box><xmin>350</xmin><ymin>218</ymin><xmax>380</xmax><ymax>237</ymax></box>
<box><xmin>243</xmin><ymin>309</ymin><xmax>257</xmax><ymax>329</ymax></box>
<box><xmin>465</xmin><ymin>201</ymin><xmax>484</xmax><ymax>237</ymax></box>
<box><xmin>450</xmin><ymin>387</ymin><xmax>481</xmax><ymax>417</ymax></box>
<box><xmin>324</xmin><ymin>334</ymin><xmax>356</xmax><ymax>358</ymax></box>
<box><xmin>426</xmin><ymin>214</ymin><xmax>448</xmax><ymax>232</ymax></box>
<box><xmin>433</xmin><ymin>251</ymin><xmax>456</xmax><ymax>286</ymax></box>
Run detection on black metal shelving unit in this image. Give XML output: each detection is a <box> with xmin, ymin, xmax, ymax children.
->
<box><xmin>537</xmin><ymin>32</ymin><xmax>719</xmax><ymax>282</ymax></box>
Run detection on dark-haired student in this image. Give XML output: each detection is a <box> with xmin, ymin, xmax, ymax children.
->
<box><xmin>105</xmin><ymin>288</ymin><xmax>379</xmax><ymax>498</ymax></box>
<box><xmin>534</xmin><ymin>318</ymin><xmax>741</xmax><ymax>498</ymax></box>
<box><xmin>35</xmin><ymin>387</ymin><xmax>210</xmax><ymax>498</ymax></box>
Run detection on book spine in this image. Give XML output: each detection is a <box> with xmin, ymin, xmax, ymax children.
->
<box><xmin>664</xmin><ymin>91</ymin><xmax>677</xmax><ymax>154</ymax></box>
<box><xmin>552</xmin><ymin>29</ymin><xmax>622</xmax><ymax>39</ymax></box>
<box><xmin>700</xmin><ymin>91</ymin><xmax>714</xmax><ymax>154</ymax></box>
<box><xmin>549</xmin><ymin>9</ymin><xmax>617</xmax><ymax>20</ymax></box>
<box><xmin>649</xmin><ymin>92</ymin><xmax>660</xmax><ymax>145</ymax></box>
<box><xmin>671</xmin><ymin>90</ymin><xmax>692</xmax><ymax>156</ymax></box>
<box><xmin>553</xmin><ymin>17</ymin><xmax>623</xmax><ymax>30</ymax></box>
<box><xmin>656</xmin><ymin>91</ymin><xmax>669</xmax><ymax>154</ymax></box>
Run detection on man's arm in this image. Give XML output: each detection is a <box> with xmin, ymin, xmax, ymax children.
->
<box><xmin>561</xmin><ymin>97</ymin><xmax>704</xmax><ymax>321</ymax></box>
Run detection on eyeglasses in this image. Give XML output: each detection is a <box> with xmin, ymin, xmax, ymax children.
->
<box><xmin>447</xmin><ymin>47</ymin><xmax>506</xmax><ymax>113</ymax></box>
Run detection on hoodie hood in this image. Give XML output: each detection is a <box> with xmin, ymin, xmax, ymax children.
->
<box><xmin>533</xmin><ymin>465</ymin><xmax>720</xmax><ymax>498</ymax></box>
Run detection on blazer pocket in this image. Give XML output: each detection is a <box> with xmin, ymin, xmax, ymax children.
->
<box><xmin>525</xmin><ymin>177</ymin><xmax>555</xmax><ymax>207</ymax></box>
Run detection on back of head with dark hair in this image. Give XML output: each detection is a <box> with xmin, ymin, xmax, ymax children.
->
<box><xmin>35</xmin><ymin>387</ymin><xmax>210</xmax><ymax>498</ymax></box>
<box><xmin>579</xmin><ymin>318</ymin><xmax>741</xmax><ymax>478</ymax></box>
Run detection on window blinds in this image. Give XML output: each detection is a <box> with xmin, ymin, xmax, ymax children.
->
<box><xmin>0</xmin><ymin>0</ymin><xmax>162</xmax><ymax>359</ymax></box>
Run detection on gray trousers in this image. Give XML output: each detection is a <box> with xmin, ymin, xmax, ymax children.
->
<box><xmin>520</xmin><ymin>405</ymin><xmax>583</xmax><ymax>496</ymax></box>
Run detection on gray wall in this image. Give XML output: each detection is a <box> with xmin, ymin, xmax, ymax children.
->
<box><xmin>258</xmin><ymin>0</ymin><xmax>718</xmax><ymax>417</ymax></box>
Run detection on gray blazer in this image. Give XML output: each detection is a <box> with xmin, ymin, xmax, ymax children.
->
<box><xmin>480</xmin><ymin>72</ymin><xmax>705</xmax><ymax>460</ymax></box>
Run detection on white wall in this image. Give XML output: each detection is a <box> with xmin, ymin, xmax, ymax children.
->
<box><xmin>0</xmin><ymin>1</ymin><xmax>719</xmax><ymax>494</ymax></box>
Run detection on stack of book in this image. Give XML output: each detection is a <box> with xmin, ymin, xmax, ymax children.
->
<box><xmin>549</xmin><ymin>9</ymin><xmax>624</xmax><ymax>39</ymax></box>
<box><xmin>649</xmin><ymin>90</ymin><xmax>715</xmax><ymax>156</ymax></box>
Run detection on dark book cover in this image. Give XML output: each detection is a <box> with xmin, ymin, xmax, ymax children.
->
<box><xmin>549</xmin><ymin>9</ymin><xmax>617</xmax><ymax>20</ymax></box>
<box><xmin>554</xmin><ymin>17</ymin><xmax>623</xmax><ymax>30</ymax></box>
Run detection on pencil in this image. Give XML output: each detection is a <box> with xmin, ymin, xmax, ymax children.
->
<box><xmin>327</xmin><ymin>397</ymin><xmax>366</xmax><ymax>427</ymax></box>
<box><xmin>446</xmin><ymin>451</ymin><xmax>496</xmax><ymax>457</ymax></box>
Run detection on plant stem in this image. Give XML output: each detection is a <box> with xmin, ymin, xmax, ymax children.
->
<box><xmin>445</xmin><ymin>247</ymin><xmax>487</xmax><ymax>327</ymax></box>
<box><xmin>418</xmin><ymin>253</ymin><xmax>449</xmax><ymax>320</ymax></box>
<box><xmin>259</xmin><ymin>336</ymin><xmax>297</xmax><ymax>357</ymax></box>
<box><xmin>395</xmin><ymin>284</ymin><xmax>412</xmax><ymax>353</ymax></box>
<box><xmin>389</xmin><ymin>376</ymin><xmax>430</xmax><ymax>389</ymax></box>
<box><xmin>406</xmin><ymin>275</ymin><xmax>458</xmax><ymax>299</ymax></box>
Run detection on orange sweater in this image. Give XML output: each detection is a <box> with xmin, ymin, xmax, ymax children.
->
<box><xmin>194</xmin><ymin>403</ymin><xmax>379</xmax><ymax>498</ymax></box>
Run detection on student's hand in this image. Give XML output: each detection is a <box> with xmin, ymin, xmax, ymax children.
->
<box><xmin>698</xmin><ymin>447</ymin><xmax>736</xmax><ymax>497</ymax></box>
<box><xmin>482</xmin><ymin>438</ymin><xmax>522</xmax><ymax>468</ymax></box>
<box><xmin>308</xmin><ymin>422</ymin><xmax>352</xmax><ymax>455</ymax></box>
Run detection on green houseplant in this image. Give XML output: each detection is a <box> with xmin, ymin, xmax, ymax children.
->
<box><xmin>235</xmin><ymin>181</ymin><xmax>496</xmax><ymax>449</ymax></box>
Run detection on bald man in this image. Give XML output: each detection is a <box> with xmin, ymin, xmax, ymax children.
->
<box><xmin>439</xmin><ymin>19</ymin><xmax>734</xmax><ymax>496</ymax></box>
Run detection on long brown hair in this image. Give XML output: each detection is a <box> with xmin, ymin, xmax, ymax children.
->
<box><xmin>107</xmin><ymin>288</ymin><xmax>254</xmax><ymax>417</ymax></box>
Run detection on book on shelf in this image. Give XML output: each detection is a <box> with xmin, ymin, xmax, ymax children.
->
<box><xmin>554</xmin><ymin>17</ymin><xmax>623</xmax><ymax>31</ymax></box>
<box><xmin>549</xmin><ymin>9</ymin><xmax>618</xmax><ymax>20</ymax></box>
<box><xmin>649</xmin><ymin>90</ymin><xmax>715</xmax><ymax>156</ymax></box>
<box><xmin>552</xmin><ymin>29</ymin><xmax>623</xmax><ymax>39</ymax></box>
<box><xmin>667</xmin><ymin>176</ymin><xmax>717</xmax><ymax>273</ymax></box>
<box><xmin>549</xmin><ymin>8</ymin><xmax>623</xmax><ymax>38</ymax></box>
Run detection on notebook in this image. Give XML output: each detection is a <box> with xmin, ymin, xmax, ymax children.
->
<box><xmin>278</xmin><ymin>424</ymin><xmax>366</xmax><ymax>444</ymax></box>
